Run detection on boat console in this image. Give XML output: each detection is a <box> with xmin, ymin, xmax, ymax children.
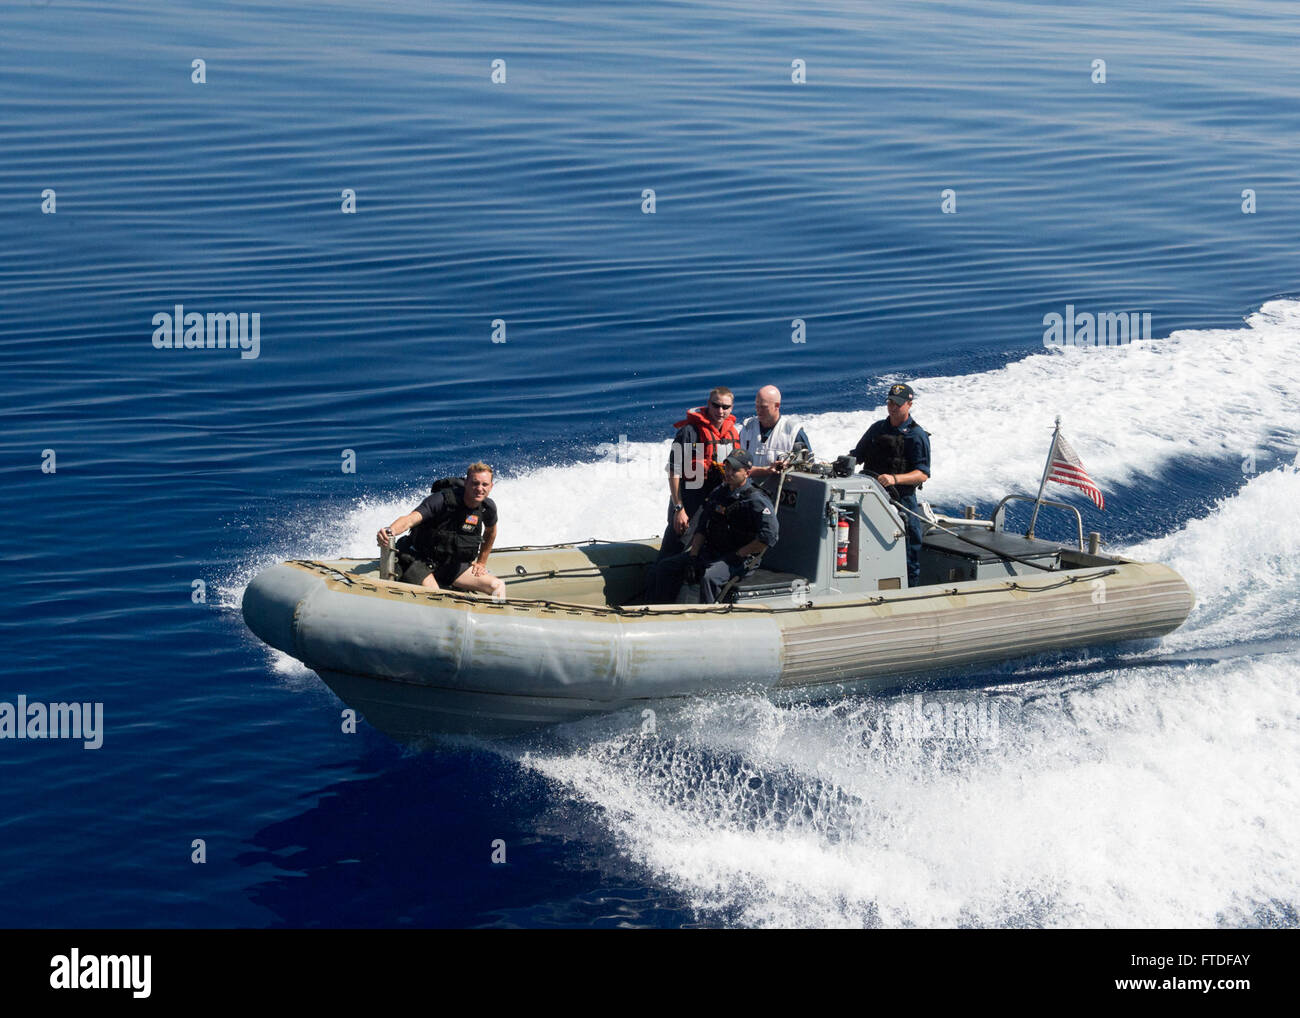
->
<box><xmin>731</xmin><ymin>462</ymin><xmax>1105</xmax><ymax>604</ymax></box>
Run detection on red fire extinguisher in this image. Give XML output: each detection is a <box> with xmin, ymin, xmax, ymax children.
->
<box><xmin>836</xmin><ymin>512</ymin><xmax>850</xmax><ymax>569</ymax></box>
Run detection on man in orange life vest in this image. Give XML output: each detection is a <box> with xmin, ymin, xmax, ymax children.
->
<box><xmin>657</xmin><ymin>386</ymin><xmax>740</xmax><ymax>561</ymax></box>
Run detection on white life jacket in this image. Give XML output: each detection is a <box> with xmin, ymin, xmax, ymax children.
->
<box><xmin>739</xmin><ymin>415</ymin><xmax>801</xmax><ymax>467</ymax></box>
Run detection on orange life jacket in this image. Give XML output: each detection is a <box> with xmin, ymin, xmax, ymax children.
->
<box><xmin>674</xmin><ymin>407</ymin><xmax>739</xmax><ymax>481</ymax></box>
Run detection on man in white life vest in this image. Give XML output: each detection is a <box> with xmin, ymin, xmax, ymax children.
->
<box><xmin>738</xmin><ymin>385</ymin><xmax>813</xmax><ymax>482</ymax></box>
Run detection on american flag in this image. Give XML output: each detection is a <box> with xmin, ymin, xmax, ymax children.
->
<box><xmin>1047</xmin><ymin>432</ymin><xmax>1105</xmax><ymax>509</ymax></box>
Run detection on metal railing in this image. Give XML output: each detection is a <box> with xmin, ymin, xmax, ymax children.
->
<box><xmin>992</xmin><ymin>494</ymin><xmax>1084</xmax><ymax>550</ymax></box>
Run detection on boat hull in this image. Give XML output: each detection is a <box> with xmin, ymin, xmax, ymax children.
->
<box><xmin>242</xmin><ymin>552</ymin><xmax>1195</xmax><ymax>739</ymax></box>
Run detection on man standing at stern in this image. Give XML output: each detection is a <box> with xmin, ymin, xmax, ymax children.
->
<box><xmin>852</xmin><ymin>383</ymin><xmax>931</xmax><ymax>587</ymax></box>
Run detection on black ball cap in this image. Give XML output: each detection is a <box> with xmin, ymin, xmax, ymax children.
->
<box><xmin>723</xmin><ymin>448</ymin><xmax>753</xmax><ymax>470</ymax></box>
<box><xmin>887</xmin><ymin>382</ymin><xmax>915</xmax><ymax>404</ymax></box>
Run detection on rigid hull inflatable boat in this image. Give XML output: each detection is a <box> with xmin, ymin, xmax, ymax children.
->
<box><xmin>242</xmin><ymin>467</ymin><xmax>1194</xmax><ymax>738</ymax></box>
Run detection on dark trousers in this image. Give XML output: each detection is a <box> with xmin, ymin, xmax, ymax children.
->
<box><xmin>646</xmin><ymin>552</ymin><xmax>749</xmax><ymax>604</ymax></box>
<box><xmin>897</xmin><ymin>492</ymin><xmax>922</xmax><ymax>587</ymax></box>
<box><xmin>633</xmin><ymin>523</ymin><xmax>688</xmax><ymax>603</ymax></box>
<box><xmin>656</xmin><ymin>521</ymin><xmax>687</xmax><ymax>561</ymax></box>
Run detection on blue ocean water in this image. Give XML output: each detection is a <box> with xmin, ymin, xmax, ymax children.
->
<box><xmin>2</xmin><ymin>0</ymin><xmax>1298</xmax><ymax>928</ymax></box>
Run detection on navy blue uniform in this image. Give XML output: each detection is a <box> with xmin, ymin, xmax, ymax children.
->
<box><xmin>648</xmin><ymin>480</ymin><xmax>778</xmax><ymax>603</ymax></box>
<box><xmin>853</xmin><ymin>416</ymin><xmax>931</xmax><ymax>586</ymax></box>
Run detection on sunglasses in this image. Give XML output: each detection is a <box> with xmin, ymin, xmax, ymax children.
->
<box><xmin>709</xmin><ymin>401</ymin><xmax>733</xmax><ymax>410</ymax></box>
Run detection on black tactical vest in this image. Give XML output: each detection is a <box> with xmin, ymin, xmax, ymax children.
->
<box><xmin>704</xmin><ymin>494</ymin><xmax>761</xmax><ymax>555</ymax></box>
<box><xmin>400</xmin><ymin>479</ymin><xmax>485</xmax><ymax>563</ymax></box>
<box><xmin>861</xmin><ymin>422</ymin><xmax>924</xmax><ymax>494</ymax></box>
<box><xmin>861</xmin><ymin>432</ymin><xmax>907</xmax><ymax>476</ymax></box>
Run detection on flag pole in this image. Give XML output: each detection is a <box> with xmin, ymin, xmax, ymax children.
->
<box><xmin>1026</xmin><ymin>415</ymin><xmax>1061</xmax><ymax>539</ymax></box>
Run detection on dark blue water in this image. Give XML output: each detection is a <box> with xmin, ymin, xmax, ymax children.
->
<box><xmin>3</xmin><ymin>0</ymin><xmax>1298</xmax><ymax>928</ymax></box>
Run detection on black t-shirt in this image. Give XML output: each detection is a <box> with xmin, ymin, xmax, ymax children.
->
<box><xmin>405</xmin><ymin>489</ymin><xmax>498</xmax><ymax>562</ymax></box>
